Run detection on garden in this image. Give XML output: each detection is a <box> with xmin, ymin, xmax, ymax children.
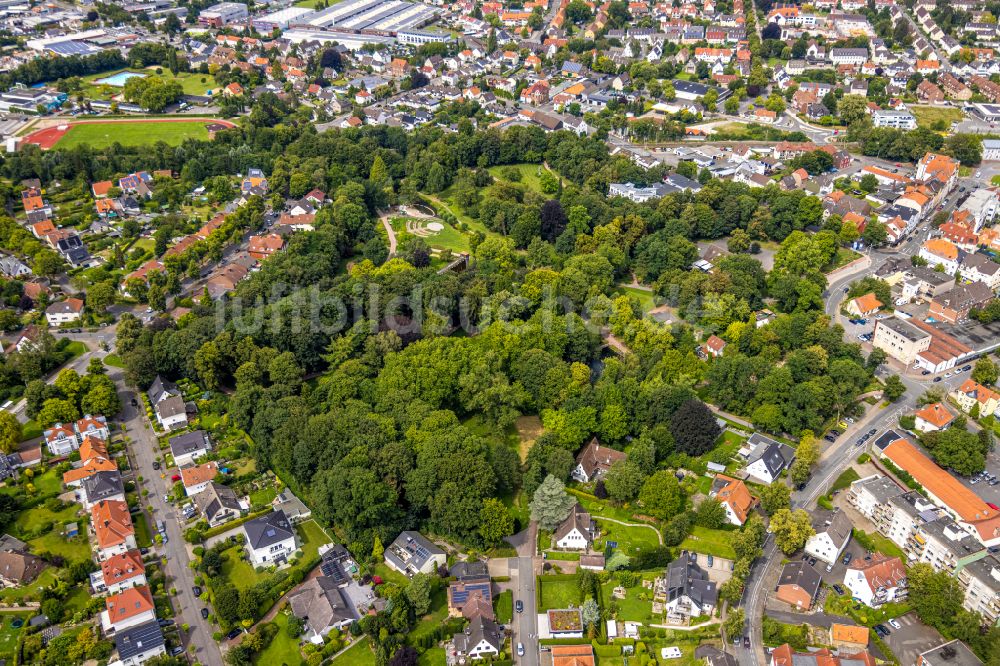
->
<box><xmin>539</xmin><ymin>575</ymin><xmax>583</xmax><ymax>611</ymax></box>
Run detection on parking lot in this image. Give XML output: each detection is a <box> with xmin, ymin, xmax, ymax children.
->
<box><xmin>880</xmin><ymin>612</ymin><xmax>944</xmax><ymax>666</ymax></box>
<box><xmin>956</xmin><ymin>449</ymin><xmax>1000</xmax><ymax>505</ymax></box>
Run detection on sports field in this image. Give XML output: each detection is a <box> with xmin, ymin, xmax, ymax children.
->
<box><xmin>22</xmin><ymin>118</ymin><xmax>235</xmax><ymax>149</ymax></box>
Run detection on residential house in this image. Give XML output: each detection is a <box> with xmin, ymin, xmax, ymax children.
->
<box><xmin>554</xmin><ymin>503</ymin><xmax>597</xmax><ymax>550</ymax></box>
<box><xmin>79</xmin><ymin>468</ymin><xmax>125</xmax><ymax>510</ymax></box>
<box><xmin>829</xmin><ymin>624</ymin><xmax>870</xmax><ymax>653</ymax></box>
<box><xmin>384</xmin><ymin>531</ymin><xmax>445</xmax><ymax>576</ymax></box>
<box><xmin>914</xmin><ymin>402</ymin><xmax>955</xmax><ymax>432</ymax></box>
<box><xmin>743</xmin><ymin>433</ymin><xmax>795</xmax><ymax>485</ymax></box>
<box><xmin>94</xmin><ymin>550</ymin><xmax>146</xmax><ymax>595</ymax></box>
<box><xmin>113</xmin><ymin>620</ymin><xmax>166</xmax><ymax>666</ymax></box>
<box><xmin>951</xmin><ymin>379</ymin><xmax>1000</xmax><ymax>417</ymax></box>
<box><xmin>147</xmin><ymin>376</ymin><xmax>187</xmax><ymax>430</ymax></box>
<box><xmin>0</xmin><ymin>540</ymin><xmax>45</xmax><ymax>588</ymax></box>
<box><xmin>168</xmin><ymin>430</ymin><xmax>211</xmax><ymax>468</ymax></box>
<box><xmin>101</xmin><ymin>585</ymin><xmax>156</xmax><ymax>634</ymax></box>
<box><xmin>243</xmin><ymin>510</ymin><xmax>297</xmax><ymax>567</ymax></box>
<box><xmin>710</xmin><ymin>474</ymin><xmax>758</xmax><ymax>526</ymax></box>
<box><xmin>959</xmin><ymin>253</ymin><xmax>1000</xmax><ymax>289</ymax></box>
<box><xmin>929</xmin><ymin>281</ymin><xmax>993</xmax><ymax>324</ymax></box>
<box><xmin>702</xmin><ymin>334</ymin><xmax>726</xmax><ymax>358</ymax></box>
<box><xmin>571</xmin><ymin>438</ymin><xmax>627</xmax><ymax>483</ymax></box>
<box><xmin>287</xmin><ymin>573</ymin><xmax>361</xmax><ymax>642</ymax></box>
<box><xmin>181</xmin><ymin>462</ymin><xmax>218</xmax><ymax>497</ymax></box>
<box><xmin>448</xmin><ymin>576</ymin><xmax>493</xmax><ymax>618</ymax></box>
<box><xmin>775</xmin><ymin>560</ymin><xmax>822</xmax><ymax>610</ymax></box>
<box><xmin>843</xmin><ymin>554</ymin><xmax>908</xmax><ymax>608</ymax></box>
<box><xmin>44</xmin><ymin>423</ymin><xmax>78</xmax><ymax>456</ymax></box>
<box><xmin>45</xmin><ymin>297</ymin><xmax>83</xmax><ymax>326</ymax></box>
<box><xmin>248</xmin><ymin>233</ymin><xmax>285</xmax><ymax>260</ymax></box>
<box><xmin>804</xmin><ymin>509</ymin><xmax>853</xmax><ymax>565</ymax></box>
<box><xmin>664</xmin><ymin>556</ymin><xmax>718</xmax><ymax>620</ymax></box>
<box><xmin>769</xmin><ymin>645</ymin><xmax>876</xmax><ymax>666</ymax></box>
<box><xmin>193</xmin><ymin>482</ymin><xmax>246</xmax><ymax>528</ymax></box>
<box><xmin>452</xmin><ymin>615</ymin><xmax>503</xmax><ymax>660</ymax></box>
<box><xmin>92</xmin><ymin>499</ymin><xmax>136</xmax><ymax>562</ymax></box>
<box><xmin>847</xmin><ymin>293</ymin><xmax>883</xmax><ymax>317</ymax></box>
<box><xmin>63</xmin><ymin>436</ymin><xmax>116</xmax><ymax>487</ymax></box>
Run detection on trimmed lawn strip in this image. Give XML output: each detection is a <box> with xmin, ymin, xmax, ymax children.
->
<box><xmin>332</xmin><ymin>639</ymin><xmax>377</xmax><ymax>666</ymax></box>
<box><xmin>495</xmin><ymin>590</ymin><xmax>513</xmax><ymax>624</ymax></box>
<box><xmin>539</xmin><ymin>575</ymin><xmax>580</xmax><ymax>611</ymax></box>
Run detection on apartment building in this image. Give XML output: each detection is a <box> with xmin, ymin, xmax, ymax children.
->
<box><xmin>956</xmin><ymin>554</ymin><xmax>1000</xmax><ymax>625</ymax></box>
<box><xmin>872</xmin><ymin>317</ymin><xmax>931</xmax><ymax>365</ymax></box>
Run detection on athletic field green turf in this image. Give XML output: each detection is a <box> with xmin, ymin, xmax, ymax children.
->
<box><xmin>54</xmin><ymin>121</ymin><xmax>211</xmax><ymax>149</ymax></box>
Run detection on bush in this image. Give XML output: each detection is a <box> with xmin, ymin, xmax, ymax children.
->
<box><xmin>857</xmin><ymin>453</ymin><xmax>870</xmax><ymax>464</ymax></box>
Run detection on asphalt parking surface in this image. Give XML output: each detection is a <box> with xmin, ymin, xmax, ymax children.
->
<box><xmin>880</xmin><ymin>612</ymin><xmax>944</xmax><ymax>666</ymax></box>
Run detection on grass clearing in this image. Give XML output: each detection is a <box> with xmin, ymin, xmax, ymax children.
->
<box><xmin>514</xmin><ymin>415</ymin><xmax>543</xmax><ymax>462</ymax></box>
<box><xmin>678</xmin><ymin>526</ymin><xmax>737</xmax><ymax>560</ymax></box>
<box><xmin>594</xmin><ymin>519</ymin><xmax>660</xmax><ymax>555</ymax></box>
<box><xmin>830</xmin><ymin>468</ymin><xmax>861</xmax><ymax>492</ymax></box>
<box><xmin>616</xmin><ymin>286</ymin><xmax>656</xmax><ymax>313</ymax></box>
<box><xmin>20</xmin><ymin>419</ymin><xmax>41</xmax><ymax>441</ymax></box>
<box><xmin>220</xmin><ymin>545</ymin><xmax>269</xmax><ymax>592</ymax></box>
<box><xmin>103</xmin><ymin>354</ymin><xmax>124</xmax><ymax>368</ymax></box>
<box><xmin>539</xmin><ymin>575</ymin><xmax>580</xmax><ymax>610</ymax></box>
<box><xmin>55</xmin><ymin>120</ymin><xmax>212</xmax><ymax>149</ymax></box>
<box><xmin>910</xmin><ymin>105</ymin><xmax>964</xmax><ymax>130</ymax></box>
<box><xmin>853</xmin><ymin>529</ymin><xmax>905</xmax><ymax>560</ymax></box>
<box><xmin>487</xmin><ymin>163</ymin><xmax>556</xmax><ymax>194</ymax></box>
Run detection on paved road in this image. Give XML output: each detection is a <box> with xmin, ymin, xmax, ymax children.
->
<box><xmin>114</xmin><ymin>372</ymin><xmax>224</xmax><ymax>666</ymax></box>
<box><xmin>512</xmin><ymin>555</ymin><xmax>538</xmax><ymax>666</ymax></box>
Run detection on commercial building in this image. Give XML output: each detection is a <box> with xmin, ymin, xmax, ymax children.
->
<box><xmin>872</xmin><ymin>316</ymin><xmax>931</xmax><ymax>365</ymax></box>
<box><xmin>252</xmin><ymin>6</ymin><xmax>312</xmax><ymax>31</ymax></box>
<box><xmin>198</xmin><ymin>2</ymin><xmax>248</xmax><ymax>27</ymax></box>
<box><xmin>983</xmin><ymin>139</ymin><xmax>1000</xmax><ymax>162</ymax></box>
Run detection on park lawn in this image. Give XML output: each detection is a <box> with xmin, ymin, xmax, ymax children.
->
<box><xmin>495</xmin><ymin>590</ymin><xmax>513</xmax><ymax>624</ymax></box>
<box><xmin>910</xmin><ymin>105</ymin><xmax>964</xmax><ymax>130</ymax></box>
<box><xmin>825</xmin><ymin>247</ymin><xmax>862</xmax><ymax>272</ymax></box>
<box><xmin>55</xmin><ymin>121</ymin><xmax>211</xmax><ymax>149</ymax></box>
<box><xmin>539</xmin><ymin>576</ymin><xmax>580</xmax><ymax>611</ymax></box>
<box><xmin>599</xmin><ymin>574</ymin><xmax>659</xmax><ymax>622</ymax></box>
<box><xmin>678</xmin><ymin>526</ymin><xmax>737</xmax><ymax>560</ymax></box>
<box><xmin>0</xmin><ymin>568</ymin><xmax>58</xmax><ymax>603</ymax></box>
<box><xmin>423</xmin><ymin>192</ymin><xmax>495</xmax><ymax>239</ymax></box>
<box><xmin>220</xmin><ymin>546</ymin><xmax>270</xmax><ymax>592</ymax></box>
<box><xmin>417</xmin><ymin>647</ymin><xmax>446</xmax><ymax>666</ymax></box>
<box><xmin>81</xmin><ymin>68</ymin><xmax>216</xmax><ymax>99</ymax></box>
<box><xmin>333</xmin><ymin>639</ymin><xmax>377</xmax><ymax>666</ymax></box>
<box><xmin>616</xmin><ymin>286</ymin><xmax>656</xmax><ymax>313</ymax></box>
<box><xmin>593</xmin><ymin>519</ymin><xmax>660</xmax><ymax>556</ymax></box>
<box><xmin>0</xmin><ymin>612</ymin><xmax>31</xmax><ymax>661</ymax></box>
<box><xmin>256</xmin><ymin>611</ymin><xmax>304</xmax><ymax>666</ymax></box>
<box><xmin>391</xmin><ymin>216</ymin><xmax>470</xmax><ymax>253</ymax></box>
<box><xmin>487</xmin><ymin>163</ymin><xmax>555</xmax><ymax>194</ymax></box>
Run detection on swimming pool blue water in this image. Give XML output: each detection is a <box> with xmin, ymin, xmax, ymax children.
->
<box><xmin>95</xmin><ymin>71</ymin><xmax>146</xmax><ymax>87</ymax></box>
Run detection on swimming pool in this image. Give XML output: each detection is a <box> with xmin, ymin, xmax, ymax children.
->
<box><xmin>95</xmin><ymin>71</ymin><xmax>146</xmax><ymax>87</ymax></box>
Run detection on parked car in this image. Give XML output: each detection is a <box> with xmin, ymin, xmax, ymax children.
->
<box><xmin>151</xmin><ymin>461</ymin><xmax>160</xmax><ymax>470</ymax></box>
<box><xmin>888</xmin><ymin>619</ymin><xmax>901</xmax><ymax>630</ymax></box>
<box><xmin>833</xmin><ymin>584</ymin><xmax>845</xmax><ymax>595</ymax></box>
<box><xmin>744</xmin><ymin>636</ymin><xmax>751</xmax><ymax>649</ymax></box>
<box><xmin>515</xmin><ymin>600</ymin><xmax>523</xmax><ymax>613</ymax></box>
<box><xmin>934</xmin><ymin>377</ymin><xmax>942</xmax><ymax>382</ymax></box>
<box><xmin>226</xmin><ymin>628</ymin><xmax>243</xmax><ymax>640</ymax></box>
<box><xmin>201</xmin><ymin>608</ymin><xmax>209</xmax><ymax>620</ymax></box>
<box><xmin>962</xmin><ymin>365</ymin><xmax>972</xmax><ymax>372</ymax></box>
<box><xmin>868</xmin><ymin>429</ymin><xmax>877</xmax><ymax>436</ymax></box>
<box><xmin>192</xmin><ymin>586</ymin><xmax>202</xmax><ymax>597</ymax></box>
<box><xmin>517</xmin><ymin>644</ymin><xmax>525</xmax><ymax>657</ymax></box>
<box><xmin>842</xmin><ymin>553</ymin><xmax>852</xmax><ymax>566</ymax></box>
<box><xmin>171</xmin><ymin>474</ymin><xmax>181</xmax><ymax>482</ymax></box>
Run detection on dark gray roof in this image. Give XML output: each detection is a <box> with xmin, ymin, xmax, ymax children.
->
<box><xmin>114</xmin><ymin>620</ymin><xmax>164</xmax><ymax>660</ymax></box>
<box><xmin>918</xmin><ymin>640</ymin><xmax>984</xmax><ymax>666</ymax></box>
<box><xmin>813</xmin><ymin>509</ymin><xmax>853</xmax><ymax>549</ymax></box>
<box><xmin>169</xmin><ymin>430</ymin><xmax>211</xmax><ymax>457</ymax></box>
<box><xmin>386</xmin><ymin>531</ymin><xmax>444</xmax><ymax>573</ymax></box>
<box><xmin>450</xmin><ymin>561</ymin><xmax>489</xmax><ymax>580</ymax></box>
<box><xmin>747</xmin><ymin>436</ymin><xmax>795</xmax><ymax>477</ymax></box>
<box><xmin>243</xmin><ymin>510</ymin><xmax>295</xmax><ymax>550</ymax></box>
<box><xmin>147</xmin><ymin>376</ymin><xmax>179</xmax><ymax>404</ymax></box>
<box><xmin>777</xmin><ymin>560</ymin><xmax>822</xmax><ymax>599</ymax></box>
<box><xmin>82</xmin><ymin>470</ymin><xmax>123</xmax><ymax>502</ymax></box>
<box><xmin>193</xmin><ymin>482</ymin><xmax>242</xmax><ymax>520</ymax></box>
<box><xmin>453</xmin><ymin>615</ymin><xmax>503</xmax><ymax>653</ymax></box>
<box><xmin>666</xmin><ymin>557</ymin><xmax>718</xmax><ymax>608</ymax></box>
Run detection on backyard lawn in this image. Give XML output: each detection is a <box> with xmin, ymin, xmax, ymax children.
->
<box><xmin>539</xmin><ymin>575</ymin><xmax>581</xmax><ymax>610</ymax></box>
<box><xmin>249</xmin><ymin>486</ymin><xmax>278</xmax><ymax>507</ymax></box>
<box><xmin>256</xmin><ymin>611</ymin><xmax>304</xmax><ymax>666</ymax></box>
<box><xmin>599</xmin><ymin>573</ymin><xmax>659</xmax><ymax>622</ymax></box>
<box><xmin>0</xmin><ymin>612</ymin><xmax>31</xmax><ymax>661</ymax></box>
<box><xmin>29</xmin><ymin>468</ymin><xmax>65</xmax><ymax>498</ymax></box>
<box><xmin>133</xmin><ymin>512</ymin><xmax>153</xmax><ymax>548</ymax></box>
<box><xmin>103</xmin><ymin>354</ymin><xmax>125</xmax><ymax>368</ymax></box>
<box><xmin>678</xmin><ymin>526</ymin><xmax>737</xmax><ymax>560</ymax></box>
<box><xmin>372</xmin><ymin>563</ymin><xmax>409</xmax><ymax>588</ymax></box>
<box><xmin>408</xmin><ymin>587</ymin><xmax>449</xmax><ymax>643</ymax></box>
<box><xmin>28</xmin><ymin>529</ymin><xmax>91</xmax><ymax>563</ymax></box>
<box><xmin>12</xmin><ymin>501</ymin><xmax>77</xmax><ymax>534</ymax></box>
<box><xmin>593</xmin><ymin>519</ymin><xmax>660</xmax><ymax>555</ymax></box>
<box><xmin>332</xmin><ymin>639</ymin><xmax>376</xmax><ymax>666</ymax></box>
<box><xmin>220</xmin><ymin>545</ymin><xmax>269</xmax><ymax>592</ymax></box>
<box><xmin>0</xmin><ymin>568</ymin><xmax>58</xmax><ymax>603</ymax></box>
<box><xmin>417</xmin><ymin>647</ymin><xmax>446</xmax><ymax>666</ymax></box>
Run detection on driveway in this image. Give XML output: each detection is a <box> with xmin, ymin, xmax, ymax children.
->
<box><xmin>881</xmin><ymin>612</ymin><xmax>944</xmax><ymax>666</ymax></box>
